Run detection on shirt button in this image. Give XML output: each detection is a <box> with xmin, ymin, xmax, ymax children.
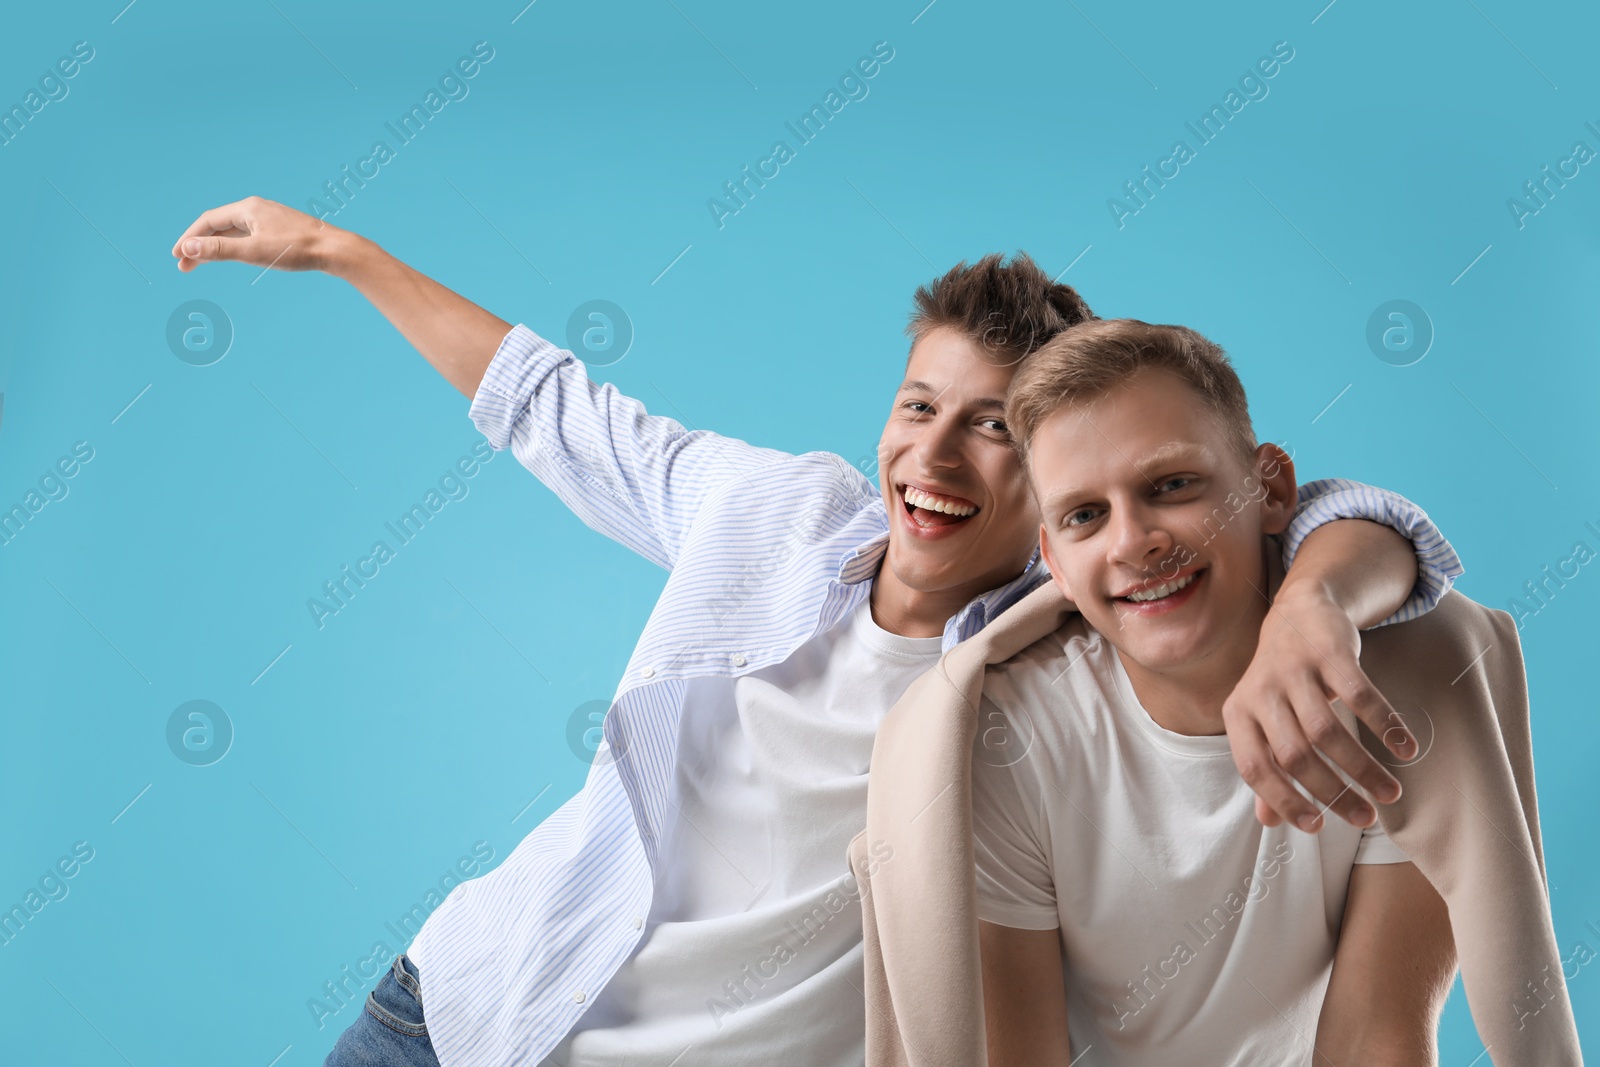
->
<box><xmin>634</xmin><ymin>916</ymin><xmax>644</xmax><ymax>929</ymax></box>
<box><xmin>731</xmin><ymin>653</ymin><xmax>747</xmax><ymax>668</ymax></box>
<box><xmin>573</xmin><ymin>990</ymin><xmax>586</xmax><ymax>1003</ymax></box>
<box><xmin>641</xmin><ymin>666</ymin><xmax>655</xmax><ymax>678</ymax></box>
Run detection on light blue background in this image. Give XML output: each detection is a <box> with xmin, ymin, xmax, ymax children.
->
<box><xmin>1</xmin><ymin>0</ymin><xmax>1595</xmax><ymax>1062</ymax></box>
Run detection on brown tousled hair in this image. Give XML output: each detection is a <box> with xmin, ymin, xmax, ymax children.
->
<box><xmin>1006</xmin><ymin>318</ymin><xmax>1258</xmax><ymax>469</ymax></box>
<box><xmin>905</xmin><ymin>252</ymin><xmax>1097</xmax><ymax>368</ymax></box>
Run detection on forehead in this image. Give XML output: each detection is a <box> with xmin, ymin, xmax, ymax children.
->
<box><xmin>1029</xmin><ymin>370</ymin><xmax>1229</xmax><ymax>495</ymax></box>
<box><xmin>902</xmin><ymin>326</ymin><xmax>1020</xmax><ymax>395</ymax></box>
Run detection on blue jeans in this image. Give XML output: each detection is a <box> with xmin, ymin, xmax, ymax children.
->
<box><xmin>324</xmin><ymin>954</ymin><xmax>441</xmax><ymax>1067</ymax></box>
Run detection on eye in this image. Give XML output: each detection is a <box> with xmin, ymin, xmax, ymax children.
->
<box><xmin>901</xmin><ymin>399</ymin><xmax>933</xmax><ymax>417</ymax></box>
<box><xmin>979</xmin><ymin>417</ymin><xmax>1009</xmax><ymax>435</ymax></box>
<box><xmin>1064</xmin><ymin>506</ymin><xmax>1100</xmax><ymax>528</ymax></box>
<box><xmin>1157</xmin><ymin>476</ymin><xmax>1192</xmax><ymax>493</ymax></box>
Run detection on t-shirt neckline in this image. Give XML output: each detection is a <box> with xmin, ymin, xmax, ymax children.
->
<box><xmin>851</xmin><ymin>594</ymin><xmax>945</xmax><ymax>659</ymax></box>
<box><xmin>1099</xmin><ymin>631</ymin><xmax>1234</xmax><ymax>758</ymax></box>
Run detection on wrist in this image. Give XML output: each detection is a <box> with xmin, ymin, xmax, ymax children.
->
<box><xmin>1272</xmin><ymin>571</ymin><xmax>1345</xmax><ymax>617</ymax></box>
<box><xmin>321</xmin><ymin>229</ymin><xmax>380</xmax><ymax>280</ymax></box>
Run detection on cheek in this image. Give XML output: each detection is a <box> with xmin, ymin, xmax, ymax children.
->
<box><xmin>996</xmin><ymin>478</ymin><xmax>1038</xmax><ymax>531</ymax></box>
<box><xmin>1043</xmin><ymin>535</ymin><xmax>1084</xmax><ymax>597</ymax></box>
<box><xmin>984</xmin><ymin>452</ymin><xmax>1029</xmax><ymax>500</ymax></box>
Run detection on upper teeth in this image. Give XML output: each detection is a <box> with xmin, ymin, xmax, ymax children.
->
<box><xmin>903</xmin><ymin>485</ymin><xmax>977</xmax><ymax>517</ymax></box>
<box><xmin>1126</xmin><ymin>572</ymin><xmax>1197</xmax><ymax>602</ymax></box>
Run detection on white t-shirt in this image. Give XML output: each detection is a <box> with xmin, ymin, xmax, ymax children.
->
<box><xmin>971</xmin><ymin>615</ymin><xmax>1408</xmax><ymax>1067</ymax></box>
<box><xmin>541</xmin><ymin>594</ymin><xmax>943</xmax><ymax>1067</ymax></box>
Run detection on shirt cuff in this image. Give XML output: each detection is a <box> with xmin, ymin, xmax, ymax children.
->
<box><xmin>467</xmin><ymin>323</ymin><xmax>570</xmax><ymax>450</ymax></box>
<box><xmin>1282</xmin><ymin>478</ymin><xmax>1465</xmax><ymax>628</ymax></box>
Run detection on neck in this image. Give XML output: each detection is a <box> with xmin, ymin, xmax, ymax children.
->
<box><xmin>868</xmin><ymin>568</ymin><xmax>970</xmax><ymax>638</ymax></box>
<box><xmin>1119</xmin><ymin>543</ymin><xmax>1283</xmax><ymax>736</ymax></box>
<box><xmin>1115</xmin><ymin>632</ymin><xmax>1261</xmax><ymax>735</ymax></box>
<box><xmin>869</xmin><ymin>556</ymin><xmax>1029</xmax><ymax>639</ymax></box>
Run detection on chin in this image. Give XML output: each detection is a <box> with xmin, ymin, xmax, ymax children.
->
<box><xmin>887</xmin><ymin>555</ymin><xmax>951</xmax><ymax>593</ymax></box>
<box><xmin>1101</xmin><ymin>618</ymin><xmax>1210</xmax><ymax>669</ymax></box>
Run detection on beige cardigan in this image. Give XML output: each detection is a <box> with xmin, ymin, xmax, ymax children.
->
<box><xmin>847</xmin><ymin>580</ymin><xmax>1581</xmax><ymax>1066</ymax></box>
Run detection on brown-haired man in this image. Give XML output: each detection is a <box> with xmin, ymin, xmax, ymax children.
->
<box><xmin>170</xmin><ymin>199</ymin><xmax>1459</xmax><ymax>1067</ymax></box>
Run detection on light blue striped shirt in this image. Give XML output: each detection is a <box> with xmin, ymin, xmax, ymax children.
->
<box><xmin>405</xmin><ymin>323</ymin><xmax>1463</xmax><ymax>1067</ymax></box>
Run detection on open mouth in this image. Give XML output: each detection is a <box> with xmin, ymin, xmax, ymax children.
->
<box><xmin>899</xmin><ymin>482</ymin><xmax>980</xmax><ymax>529</ymax></box>
<box><xmin>1114</xmin><ymin>566</ymin><xmax>1207</xmax><ymax>606</ymax></box>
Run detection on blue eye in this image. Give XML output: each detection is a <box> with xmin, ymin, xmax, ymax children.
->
<box><xmin>1065</xmin><ymin>508</ymin><xmax>1098</xmax><ymax>527</ymax></box>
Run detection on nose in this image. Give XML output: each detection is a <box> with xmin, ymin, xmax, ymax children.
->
<box><xmin>908</xmin><ymin>411</ymin><xmax>964</xmax><ymax>473</ymax></box>
<box><xmin>1106</xmin><ymin>502</ymin><xmax>1172</xmax><ymax>574</ymax></box>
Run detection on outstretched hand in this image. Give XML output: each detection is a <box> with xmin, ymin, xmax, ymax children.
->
<box><xmin>1222</xmin><ymin>582</ymin><xmax>1414</xmax><ymax>832</ymax></box>
<box><xmin>171</xmin><ymin>196</ymin><xmax>344</xmax><ymax>273</ymax></box>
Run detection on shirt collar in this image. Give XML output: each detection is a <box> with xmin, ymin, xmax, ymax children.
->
<box><xmin>837</xmin><ymin>532</ymin><xmax>1051</xmax><ymax>652</ymax></box>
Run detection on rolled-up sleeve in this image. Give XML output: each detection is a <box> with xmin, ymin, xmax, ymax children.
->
<box><xmin>469</xmin><ymin>323</ymin><xmax>793</xmax><ymax>570</ymax></box>
<box><xmin>1281</xmin><ymin>478</ymin><xmax>1465</xmax><ymax>628</ymax></box>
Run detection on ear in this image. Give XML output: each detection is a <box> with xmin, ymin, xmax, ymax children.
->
<box><xmin>1038</xmin><ymin>523</ymin><xmax>1075</xmax><ymax>604</ymax></box>
<box><xmin>1254</xmin><ymin>443</ymin><xmax>1297</xmax><ymax>537</ymax></box>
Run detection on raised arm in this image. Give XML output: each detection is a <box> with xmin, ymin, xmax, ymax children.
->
<box><xmin>171</xmin><ymin>197</ymin><xmax>794</xmax><ymax>569</ymax></box>
<box><xmin>171</xmin><ymin>196</ymin><xmax>507</xmax><ymax>397</ymax></box>
<box><xmin>1314</xmin><ymin>861</ymin><xmax>1457</xmax><ymax>1065</ymax></box>
<box><xmin>980</xmin><ymin>921</ymin><xmax>1071</xmax><ymax>1067</ymax></box>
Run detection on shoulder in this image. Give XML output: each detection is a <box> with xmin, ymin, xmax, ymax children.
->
<box><xmin>978</xmin><ymin>614</ymin><xmax>1116</xmax><ymax>753</ymax></box>
<box><xmin>680</xmin><ymin>450</ymin><xmax>884</xmax><ymax>558</ymax></box>
<box><xmin>708</xmin><ymin>450</ymin><xmax>880</xmax><ymax>533</ymax></box>
<box><xmin>984</xmin><ymin>612</ymin><xmax>1102</xmax><ymax>697</ymax></box>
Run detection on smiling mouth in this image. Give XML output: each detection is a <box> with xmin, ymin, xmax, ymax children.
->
<box><xmin>1115</xmin><ymin>567</ymin><xmax>1206</xmax><ymax>603</ymax></box>
<box><xmin>899</xmin><ymin>482</ymin><xmax>980</xmax><ymax>528</ymax></box>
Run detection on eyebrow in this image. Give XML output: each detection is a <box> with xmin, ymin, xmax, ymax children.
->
<box><xmin>898</xmin><ymin>379</ymin><xmax>1007</xmax><ymax>412</ymax></box>
<box><xmin>1038</xmin><ymin>441</ymin><xmax>1210</xmax><ymax>511</ymax></box>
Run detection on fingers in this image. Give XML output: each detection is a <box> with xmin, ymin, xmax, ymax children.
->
<box><xmin>1327</xmin><ymin>659</ymin><xmax>1416</xmax><ymax>764</ymax></box>
<box><xmin>1260</xmin><ymin>697</ymin><xmax>1380</xmax><ymax>829</ymax></box>
<box><xmin>1228</xmin><ymin>720</ymin><xmax>1332</xmax><ymax>833</ymax></box>
<box><xmin>1290</xmin><ymin>674</ymin><xmax>1403</xmax><ymax>807</ymax></box>
<box><xmin>1255</xmin><ymin>793</ymin><xmax>1284</xmax><ymax>829</ymax></box>
<box><xmin>171</xmin><ymin>197</ymin><xmax>267</xmax><ymax>270</ymax></box>
<box><xmin>176</xmin><ymin>234</ymin><xmax>247</xmax><ymax>266</ymax></box>
<box><xmin>1231</xmin><ymin>688</ymin><xmax>1394</xmax><ymax>833</ymax></box>
<box><xmin>171</xmin><ymin>198</ymin><xmax>257</xmax><ymax>256</ymax></box>
<box><xmin>170</xmin><ymin>196</ymin><xmax>329</xmax><ymax>273</ymax></box>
